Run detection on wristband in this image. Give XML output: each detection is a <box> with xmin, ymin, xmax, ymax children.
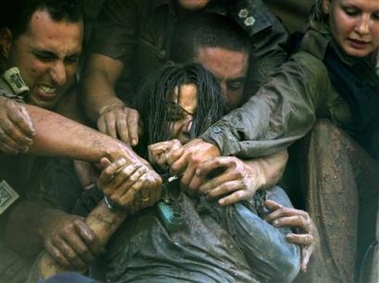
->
<box><xmin>103</xmin><ymin>195</ymin><xmax>128</xmax><ymax>212</ymax></box>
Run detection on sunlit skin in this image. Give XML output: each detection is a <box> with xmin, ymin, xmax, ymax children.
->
<box><xmin>323</xmin><ymin>0</ymin><xmax>379</xmax><ymax>57</ymax></box>
<box><xmin>167</xmin><ymin>84</ymin><xmax>197</xmax><ymax>144</ymax></box>
<box><xmin>195</xmin><ymin>47</ymin><xmax>249</xmax><ymax>110</ymax></box>
<box><xmin>8</xmin><ymin>9</ymin><xmax>83</xmax><ymax>109</ymax></box>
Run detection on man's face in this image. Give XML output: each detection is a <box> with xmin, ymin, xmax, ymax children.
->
<box><xmin>323</xmin><ymin>0</ymin><xmax>379</xmax><ymax>57</ymax></box>
<box><xmin>167</xmin><ymin>83</ymin><xmax>197</xmax><ymax>144</ymax></box>
<box><xmin>176</xmin><ymin>0</ymin><xmax>211</xmax><ymax>11</ymax></box>
<box><xmin>8</xmin><ymin>9</ymin><xmax>83</xmax><ymax>109</ymax></box>
<box><xmin>195</xmin><ymin>47</ymin><xmax>249</xmax><ymax>111</ymax></box>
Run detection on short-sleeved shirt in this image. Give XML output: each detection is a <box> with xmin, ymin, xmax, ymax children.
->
<box><xmin>87</xmin><ymin>0</ymin><xmax>289</xmax><ymax>103</ymax></box>
<box><xmin>0</xmin><ymin>78</ymin><xmax>53</xmax><ymax>239</ymax></box>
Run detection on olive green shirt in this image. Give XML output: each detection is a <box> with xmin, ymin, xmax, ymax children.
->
<box><xmin>200</xmin><ymin>25</ymin><xmax>366</xmax><ymax>158</ymax></box>
<box><xmin>88</xmin><ymin>0</ymin><xmax>289</xmax><ymax>102</ymax></box>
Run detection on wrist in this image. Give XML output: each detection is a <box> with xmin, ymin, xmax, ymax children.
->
<box><xmin>247</xmin><ymin>162</ymin><xmax>267</xmax><ymax>190</ymax></box>
<box><xmin>98</xmin><ymin>99</ymin><xmax>125</xmax><ymax>116</ymax></box>
<box><xmin>103</xmin><ymin>142</ymin><xmax>143</xmax><ymax>165</ymax></box>
<box><xmin>103</xmin><ymin>195</ymin><xmax>129</xmax><ymax>212</ymax></box>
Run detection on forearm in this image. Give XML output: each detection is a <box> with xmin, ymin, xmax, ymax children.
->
<box><xmin>38</xmin><ymin>199</ymin><xmax>127</xmax><ymax>279</ymax></box>
<box><xmin>245</xmin><ymin>149</ymin><xmax>288</xmax><ymax>190</ymax></box>
<box><xmin>26</xmin><ymin>105</ymin><xmax>144</xmax><ymax>165</ymax></box>
<box><xmin>80</xmin><ymin>54</ymin><xmax>125</xmax><ymax>123</ymax></box>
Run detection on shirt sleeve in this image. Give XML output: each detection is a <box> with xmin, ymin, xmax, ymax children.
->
<box><xmin>87</xmin><ymin>0</ymin><xmax>138</xmax><ymax>62</ymax></box>
<box><xmin>230</xmin><ymin>0</ymin><xmax>289</xmax><ymax>94</ymax></box>
<box><xmin>200</xmin><ymin>51</ymin><xmax>330</xmax><ymax>158</ymax></box>
<box><xmin>229</xmin><ymin>186</ymin><xmax>301</xmax><ymax>283</ymax></box>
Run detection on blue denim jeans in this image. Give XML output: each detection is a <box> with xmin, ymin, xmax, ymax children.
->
<box><xmin>42</xmin><ymin>272</ymin><xmax>100</xmax><ymax>283</ymax></box>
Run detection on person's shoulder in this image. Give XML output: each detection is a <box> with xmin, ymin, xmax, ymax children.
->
<box><xmin>286</xmin><ymin>44</ymin><xmax>328</xmax><ymax>79</ymax></box>
<box><xmin>0</xmin><ymin>68</ymin><xmax>28</xmax><ymax>102</ymax></box>
<box><xmin>229</xmin><ymin>0</ymin><xmax>287</xmax><ymax>36</ymax></box>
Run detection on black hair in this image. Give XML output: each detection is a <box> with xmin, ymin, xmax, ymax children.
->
<box><xmin>134</xmin><ymin>62</ymin><xmax>225</xmax><ymax>156</ymax></box>
<box><xmin>1</xmin><ymin>0</ymin><xmax>83</xmax><ymax>40</ymax></box>
<box><xmin>170</xmin><ymin>12</ymin><xmax>251</xmax><ymax>63</ymax></box>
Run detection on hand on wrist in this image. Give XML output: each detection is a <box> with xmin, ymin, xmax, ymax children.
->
<box><xmin>98</xmin><ymin>100</ymin><xmax>125</xmax><ymax>116</ymax></box>
<box><xmin>103</xmin><ymin>195</ymin><xmax>129</xmax><ymax>212</ymax></box>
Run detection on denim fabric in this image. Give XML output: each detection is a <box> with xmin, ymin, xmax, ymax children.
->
<box><xmin>43</xmin><ymin>272</ymin><xmax>100</xmax><ymax>283</ymax></box>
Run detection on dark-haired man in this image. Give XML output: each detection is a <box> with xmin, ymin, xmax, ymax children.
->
<box><xmin>78</xmin><ymin>0</ymin><xmax>289</xmax><ymax>146</ymax></box>
<box><xmin>167</xmin><ymin>12</ymin><xmax>317</xmax><ymax>274</ymax></box>
<box><xmin>0</xmin><ymin>1</ymin><xmax>161</xmax><ymax>282</ymax></box>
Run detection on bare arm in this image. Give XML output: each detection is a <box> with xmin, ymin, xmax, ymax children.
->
<box><xmin>80</xmin><ymin>54</ymin><xmax>141</xmax><ymax>145</ymax></box>
<box><xmin>244</xmin><ymin>149</ymin><xmax>288</xmax><ymax>190</ymax></box>
<box><xmin>38</xmin><ymin>157</ymin><xmax>162</xmax><ymax>279</ymax></box>
<box><xmin>0</xmin><ymin>96</ymin><xmax>35</xmax><ymax>154</ymax></box>
<box><xmin>3</xmin><ymin>105</ymin><xmax>158</xmax><ymax>268</ymax></box>
<box><xmin>26</xmin><ymin>104</ymin><xmax>143</xmax><ymax>165</ymax></box>
<box><xmin>5</xmin><ymin>201</ymin><xmax>103</xmax><ymax>270</ymax></box>
<box><xmin>80</xmin><ymin>54</ymin><xmax>124</xmax><ymax>123</ymax></box>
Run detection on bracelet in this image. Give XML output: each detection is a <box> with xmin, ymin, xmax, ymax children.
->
<box><xmin>103</xmin><ymin>195</ymin><xmax>129</xmax><ymax>212</ymax></box>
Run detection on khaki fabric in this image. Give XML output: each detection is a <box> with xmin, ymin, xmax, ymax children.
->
<box><xmin>284</xmin><ymin>120</ymin><xmax>379</xmax><ymax>283</ymax></box>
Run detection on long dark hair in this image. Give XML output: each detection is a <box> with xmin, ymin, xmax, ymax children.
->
<box><xmin>134</xmin><ymin>62</ymin><xmax>225</xmax><ymax>156</ymax></box>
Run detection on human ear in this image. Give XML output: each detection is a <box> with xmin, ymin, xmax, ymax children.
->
<box><xmin>322</xmin><ymin>0</ymin><xmax>331</xmax><ymax>15</ymax></box>
<box><xmin>0</xmin><ymin>27</ymin><xmax>12</xmax><ymax>58</ymax></box>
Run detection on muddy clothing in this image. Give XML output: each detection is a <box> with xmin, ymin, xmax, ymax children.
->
<box><xmin>101</xmin><ymin>185</ymin><xmax>300</xmax><ymax>283</ymax></box>
<box><xmin>200</xmin><ymin>23</ymin><xmax>379</xmax><ymax>160</ymax></box>
<box><xmin>87</xmin><ymin>0</ymin><xmax>288</xmax><ymax>103</ymax></box>
<box><xmin>259</xmin><ymin>23</ymin><xmax>379</xmax><ymax>283</ymax></box>
<box><xmin>0</xmin><ymin>73</ymin><xmax>51</xmax><ymax>232</ymax></box>
<box><xmin>0</xmin><ymin>75</ymin><xmax>52</xmax><ymax>283</ymax></box>
<box><xmin>39</xmin><ymin>159</ymin><xmax>301</xmax><ymax>283</ymax></box>
<box><xmin>287</xmin><ymin>120</ymin><xmax>379</xmax><ymax>283</ymax></box>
